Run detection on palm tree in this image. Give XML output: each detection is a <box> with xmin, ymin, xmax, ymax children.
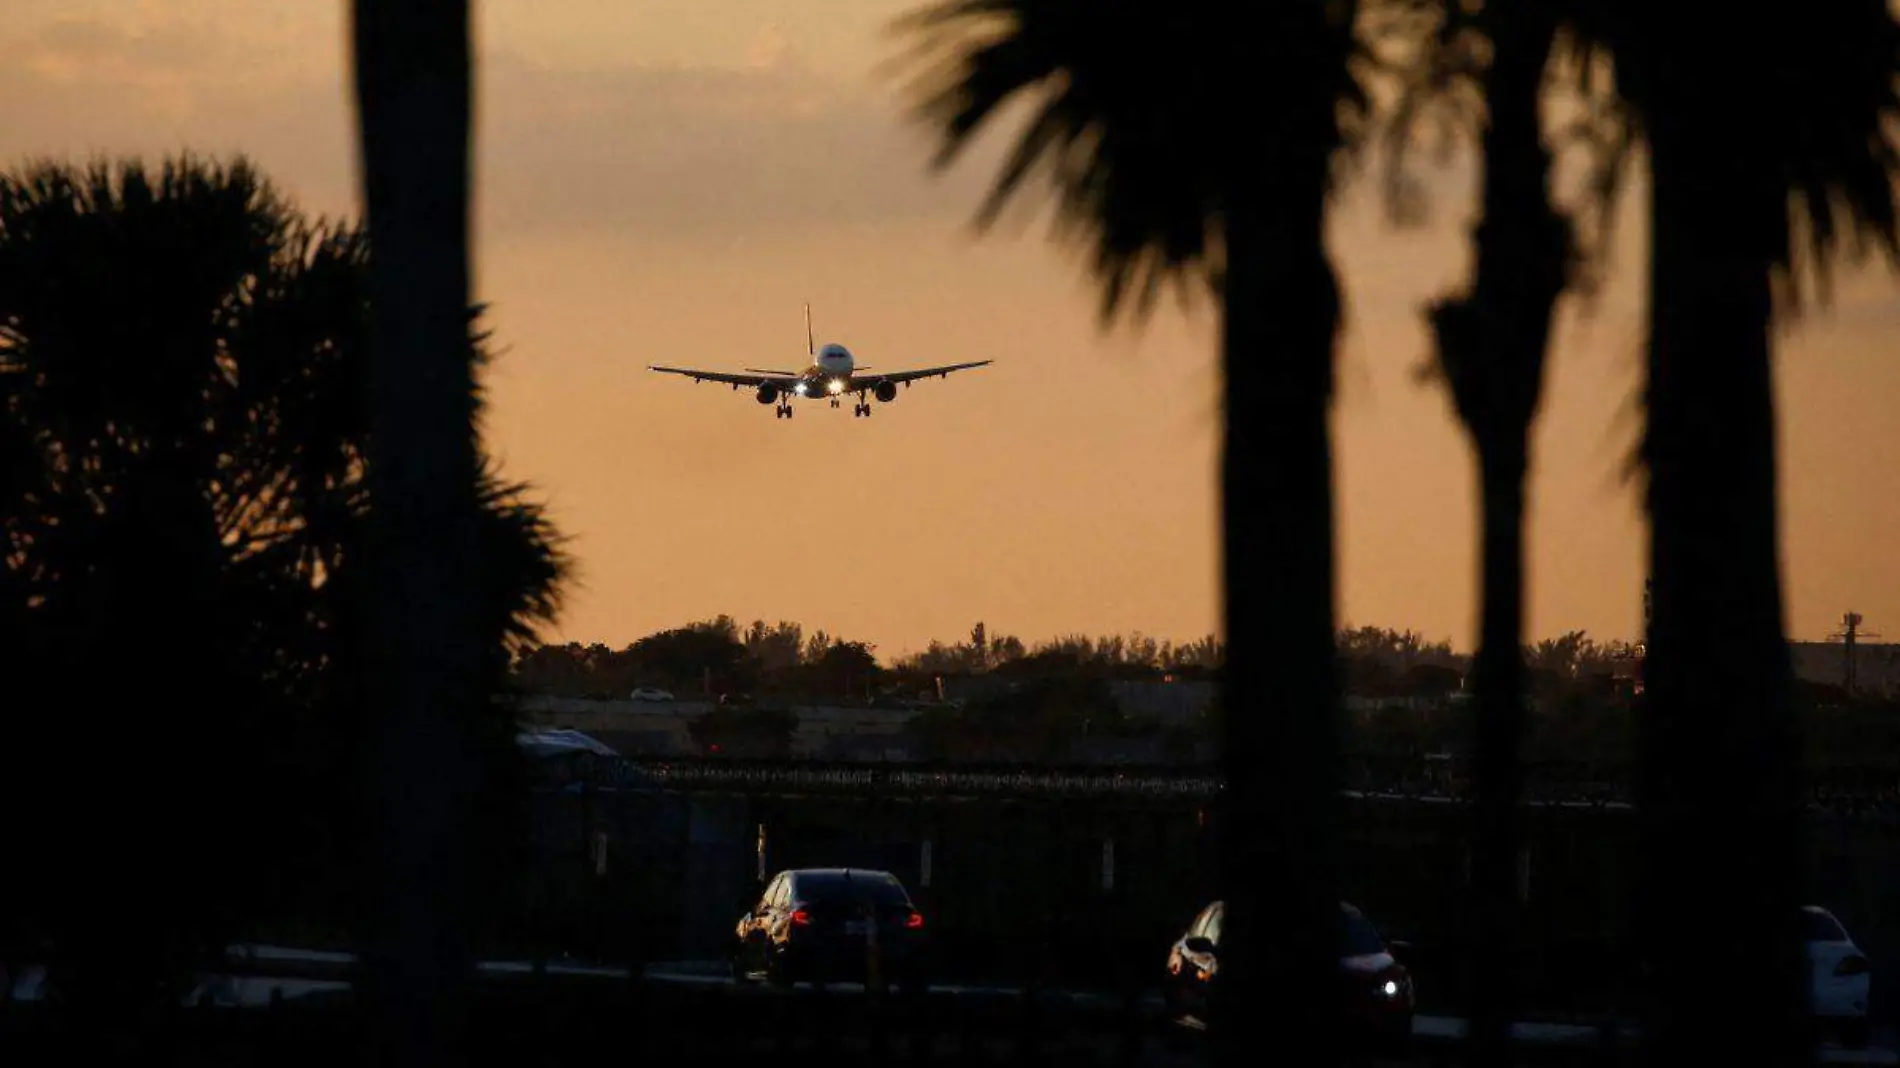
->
<box><xmin>0</xmin><ymin>155</ymin><xmax>287</xmax><ymax>1036</ymax></box>
<box><xmin>888</xmin><ymin>0</ymin><xmax>1366</xmax><ymax>1059</ymax></box>
<box><xmin>348</xmin><ymin>1</ymin><xmax>484</xmax><ymax>1062</ymax></box>
<box><xmin>0</xmin><ymin>154</ymin><xmax>569</xmax><ymax>1039</ymax></box>
<box><xmin>1376</xmin><ymin>2</ymin><xmax>1574</xmax><ymax>1062</ymax></box>
<box><xmin>1573</xmin><ymin>4</ymin><xmax>1900</xmax><ymax>1064</ymax></box>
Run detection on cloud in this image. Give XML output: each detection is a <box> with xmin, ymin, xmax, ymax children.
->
<box><xmin>746</xmin><ymin>24</ymin><xmax>793</xmax><ymax>73</ymax></box>
<box><xmin>0</xmin><ymin>13</ymin><xmax>1009</xmax><ymax>244</ymax></box>
<box><xmin>0</xmin><ymin>10</ymin><xmax>357</xmax><ymax>212</ymax></box>
<box><xmin>473</xmin><ymin>50</ymin><xmax>1005</xmax><ymax>242</ymax></box>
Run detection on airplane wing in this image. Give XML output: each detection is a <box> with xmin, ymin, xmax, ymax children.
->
<box><xmin>851</xmin><ymin>361</ymin><xmax>992</xmax><ymax>391</ymax></box>
<box><xmin>649</xmin><ymin>365</ymin><xmax>799</xmax><ymax>389</ymax></box>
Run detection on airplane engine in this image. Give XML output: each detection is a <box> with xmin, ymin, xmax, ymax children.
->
<box><xmin>874</xmin><ymin>381</ymin><xmax>898</xmax><ymax>403</ymax></box>
<box><xmin>756</xmin><ymin>384</ymin><xmax>779</xmax><ymax>404</ymax></box>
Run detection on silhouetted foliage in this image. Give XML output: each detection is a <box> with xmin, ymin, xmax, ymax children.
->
<box><xmin>800</xmin><ymin>638</ymin><xmax>882</xmax><ymax>699</ymax></box>
<box><xmin>622</xmin><ymin>619</ymin><xmax>756</xmax><ymax>696</ymax></box>
<box><xmin>1560</xmin><ymin>5</ymin><xmax>1900</xmax><ymax>1065</ymax></box>
<box><xmin>0</xmin><ymin>155</ymin><xmax>566</xmax><ymax>1014</ymax></box>
<box><xmin>908</xmin><ymin>675</ymin><xmax>1131</xmax><ymax>762</ymax></box>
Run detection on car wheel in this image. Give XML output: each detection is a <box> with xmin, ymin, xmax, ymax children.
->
<box><xmin>730</xmin><ymin>948</ymin><xmax>756</xmax><ymax>985</ymax></box>
<box><xmin>1840</xmin><ymin>1018</ymin><xmax>1870</xmax><ymax>1050</ymax></box>
<box><xmin>765</xmin><ymin>948</ymin><xmax>794</xmax><ymax>989</ymax></box>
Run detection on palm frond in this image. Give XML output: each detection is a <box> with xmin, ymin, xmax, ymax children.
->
<box><xmin>1574</xmin><ymin>0</ymin><xmax>1900</xmax><ymax>318</ymax></box>
<box><xmin>474</xmin><ymin>461</ymin><xmax>572</xmax><ymax>657</ymax></box>
<box><xmin>890</xmin><ymin>0</ymin><xmax>1365</xmax><ymax>327</ymax></box>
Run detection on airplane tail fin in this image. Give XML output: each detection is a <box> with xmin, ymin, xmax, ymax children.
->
<box><xmin>804</xmin><ymin>301</ymin><xmax>814</xmax><ymax>357</ymax></box>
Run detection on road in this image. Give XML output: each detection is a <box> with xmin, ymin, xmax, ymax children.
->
<box><xmin>639</xmin><ymin>959</ymin><xmax>1896</xmax><ymax>1064</ymax></box>
<box><xmin>7</xmin><ymin>948</ymin><xmax>1894</xmax><ymax>1066</ymax></box>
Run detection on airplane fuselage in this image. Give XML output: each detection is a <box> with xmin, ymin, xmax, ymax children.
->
<box><xmin>788</xmin><ymin>342</ymin><xmax>855</xmax><ymax>400</ymax></box>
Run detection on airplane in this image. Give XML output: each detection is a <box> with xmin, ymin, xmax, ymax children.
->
<box><xmin>647</xmin><ymin>304</ymin><xmax>991</xmax><ymax>419</ymax></box>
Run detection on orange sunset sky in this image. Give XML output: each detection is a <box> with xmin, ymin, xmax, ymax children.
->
<box><xmin>5</xmin><ymin>1</ymin><xmax>1896</xmax><ymax>659</ymax></box>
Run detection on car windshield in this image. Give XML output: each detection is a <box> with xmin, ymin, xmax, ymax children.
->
<box><xmin>1803</xmin><ymin>909</ymin><xmax>1849</xmax><ymax>942</ymax></box>
<box><xmin>1341</xmin><ymin>907</ymin><xmax>1386</xmax><ymax>957</ymax></box>
<box><xmin>796</xmin><ymin>872</ymin><xmax>909</xmax><ymax>906</ymax></box>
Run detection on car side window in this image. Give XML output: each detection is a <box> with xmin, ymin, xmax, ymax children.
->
<box><xmin>1189</xmin><ymin>904</ymin><xmax>1213</xmax><ymax>939</ymax></box>
<box><xmin>759</xmin><ymin>874</ymin><xmax>783</xmax><ymax>912</ymax></box>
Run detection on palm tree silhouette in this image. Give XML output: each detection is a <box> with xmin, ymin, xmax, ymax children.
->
<box><xmin>1378</xmin><ymin>3</ymin><xmax>1574</xmax><ymax>1063</ymax></box>
<box><xmin>0</xmin><ymin>155</ymin><xmax>287</xmax><ymax>1038</ymax></box>
<box><xmin>1573</xmin><ymin>4</ymin><xmax>1900</xmax><ymax>1064</ymax></box>
<box><xmin>888</xmin><ymin>0</ymin><xmax>1367</xmax><ymax>1059</ymax></box>
<box><xmin>348</xmin><ymin>2</ymin><xmax>486</xmax><ymax>1062</ymax></box>
<box><xmin>0</xmin><ymin>154</ymin><xmax>568</xmax><ymax>1042</ymax></box>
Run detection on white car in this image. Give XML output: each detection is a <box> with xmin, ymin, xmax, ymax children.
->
<box><xmin>1804</xmin><ymin>905</ymin><xmax>1871</xmax><ymax>1048</ymax></box>
<box><xmin>628</xmin><ymin>687</ymin><xmax>673</xmax><ymax>702</ymax></box>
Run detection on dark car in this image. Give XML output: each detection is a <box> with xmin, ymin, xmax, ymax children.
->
<box><xmin>731</xmin><ymin>868</ymin><xmax>930</xmax><ymax>991</ymax></box>
<box><xmin>1162</xmin><ymin>900</ymin><xmax>1415</xmax><ymax>1051</ymax></box>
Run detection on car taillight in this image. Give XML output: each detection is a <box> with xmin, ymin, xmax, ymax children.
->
<box><xmin>1836</xmin><ymin>956</ymin><xmax>1870</xmax><ymax>977</ymax></box>
<box><xmin>906</xmin><ymin>910</ymin><xmax>924</xmax><ymax>929</ymax></box>
<box><xmin>790</xmin><ymin>909</ymin><xmax>811</xmax><ymax>926</ymax></box>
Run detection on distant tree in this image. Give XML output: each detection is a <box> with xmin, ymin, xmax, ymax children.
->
<box><xmin>1524</xmin><ymin>630</ymin><xmax>1597</xmax><ymax>678</ymax></box>
<box><xmin>1341</xmin><ymin>655</ymin><xmax>1402</xmax><ymax>699</ymax></box>
<box><xmin>624</xmin><ymin>624</ymin><xmax>753</xmax><ymax>695</ymax></box>
<box><xmin>511</xmin><ymin>642</ymin><xmax>595</xmax><ymax>696</ymax></box>
<box><xmin>1400</xmin><ymin>663</ymin><xmax>1464</xmax><ymax>700</ymax></box>
<box><xmin>744</xmin><ymin>619</ymin><xmax>805</xmax><ymax>673</ymax></box>
<box><xmin>803</xmin><ymin>628</ymin><xmax>833</xmax><ymax>665</ymax></box>
<box><xmin>804</xmin><ymin>639</ymin><xmax>882</xmax><ymax>700</ymax></box>
<box><xmin>894</xmin><ymin>638</ymin><xmax>962</xmax><ymax>675</ymax></box>
<box><xmin>990</xmin><ymin>633</ymin><xmax>1028</xmax><ymax>664</ymax></box>
<box><xmin>907</xmin><ymin>675</ymin><xmax>1125</xmax><ymax>762</ymax></box>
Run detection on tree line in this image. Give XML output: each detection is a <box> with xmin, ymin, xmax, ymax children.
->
<box><xmin>511</xmin><ymin>617</ymin><xmax>1659</xmax><ymax>701</ymax></box>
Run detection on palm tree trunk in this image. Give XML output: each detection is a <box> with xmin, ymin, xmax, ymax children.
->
<box><xmin>1217</xmin><ymin>184</ymin><xmax>1345</xmax><ymax>1068</ymax></box>
<box><xmin>1439</xmin><ymin>10</ymin><xmax>1565</xmax><ymax>1066</ymax></box>
<box><xmin>1639</xmin><ymin>118</ymin><xmax>1808</xmax><ymax>1068</ymax></box>
<box><xmin>349</xmin><ymin>3</ymin><xmax>482</xmax><ymax>1064</ymax></box>
<box><xmin>1466</xmin><ymin>443</ymin><xmax>1529</xmax><ymax>1062</ymax></box>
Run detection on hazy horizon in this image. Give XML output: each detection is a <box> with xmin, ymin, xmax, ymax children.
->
<box><xmin>6</xmin><ymin>1</ymin><xmax>1896</xmax><ymax>657</ymax></box>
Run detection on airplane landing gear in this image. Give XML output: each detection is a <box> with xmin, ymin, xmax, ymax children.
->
<box><xmin>853</xmin><ymin>402</ymin><xmax>872</xmax><ymax>418</ymax></box>
<box><xmin>775</xmin><ymin>403</ymin><xmax>793</xmax><ymax>419</ymax></box>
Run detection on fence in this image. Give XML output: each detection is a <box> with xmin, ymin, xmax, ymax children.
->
<box><xmin>518</xmin><ymin>777</ymin><xmax>1900</xmax><ymax>1029</ymax></box>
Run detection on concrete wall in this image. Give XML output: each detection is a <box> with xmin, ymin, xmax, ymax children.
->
<box><xmin>513</xmin><ymin>694</ymin><xmax>924</xmax><ymax>758</ymax></box>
